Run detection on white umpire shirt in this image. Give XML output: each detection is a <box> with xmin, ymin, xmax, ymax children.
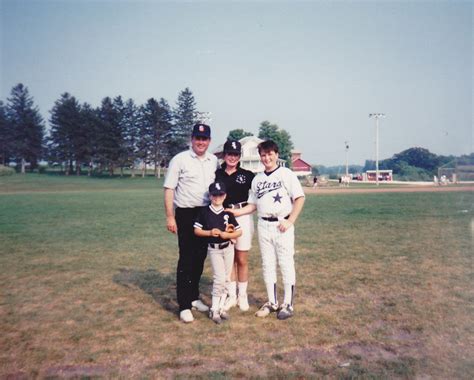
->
<box><xmin>164</xmin><ymin>149</ymin><xmax>219</xmax><ymax>208</ymax></box>
<box><xmin>248</xmin><ymin>166</ymin><xmax>305</xmax><ymax>218</ymax></box>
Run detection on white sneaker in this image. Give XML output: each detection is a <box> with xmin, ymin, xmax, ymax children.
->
<box><xmin>223</xmin><ymin>296</ymin><xmax>237</xmax><ymax>311</ymax></box>
<box><xmin>191</xmin><ymin>299</ymin><xmax>209</xmax><ymax>312</ymax></box>
<box><xmin>179</xmin><ymin>309</ymin><xmax>194</xmax><ymax>323</ymax></box>
<box><xmin>255</xmin><ymin>302</ymin><xmax>279</xmax><ymax>318</ymax></box>
<box><xmin>238</xmin><ymin>294</ymin><xmax>249</xmax><ymax>311</ymax></box>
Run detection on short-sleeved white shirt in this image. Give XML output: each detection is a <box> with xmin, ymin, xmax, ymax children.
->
<box><xmin>164</xmin><ymin>149</ymin><xmax>219</xmax><ymax>208</ymax></box>
<box><xmin>248</xmin><ymin>166</ymin><xmax>305</xmax><ymax>218</ymax></box>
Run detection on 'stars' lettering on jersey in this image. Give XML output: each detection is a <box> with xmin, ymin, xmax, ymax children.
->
<box><xmin>256</xmin><ymin>180</ymin><xmax>282</xmax><ymax>198</ymax></box>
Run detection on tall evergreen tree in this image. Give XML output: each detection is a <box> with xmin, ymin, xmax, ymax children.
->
<box><xmin>258</xmin><ymin>120</ymin><xmax>294</xmax><ymax>165</ymax></box>
<box><xmin>136</xmin><ymin>103</ymin><xmax>152</xmax><ymax>177</ymax></box>
<box><xmin>97</xmin><ymin>97</ymin><xmax>124</xmax><ymax>175</ymax></box>
<box><xmin>80</xmin><ymin>103</ymin><xmax>101</xmax><ymax>176</ymax></box>
<box><xmin>112</xmin><ymin>96</ymin><xmax>129</xmax><ymax>176</ymax></box>
<box><xmin>7</xmin><ymin>83</ymin><xmax>45</xmax><ymax>173</ymax></box>
<box><xmin>140</xmin><ymin>98</ymin><xmax>173</xmax><ymax>178</ymax></box>
<box><xmin>171</xmin><ymin>87</ymin><xmax>197</xmax><ymax>156</ymax></box>
<box><xmin>48</xmin><ymin>93</ymin><xmax>83</xmax><ymax>175</ymax></box>
<box><xmin>122</xmin><ymin>99</ymin><xmax>140</xmax><ymax>177</ymax></box>
<box><xmin>0</xmin><ymin>101</ymin><xmax>12</xmax><ymax>166</ymax></box>
<box><xmin>156</xmin><ymin>98</ymin><xmax>174</xmax><ymax>177</ymax></box>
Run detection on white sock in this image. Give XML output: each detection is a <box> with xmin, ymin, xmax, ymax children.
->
<box><xmin>283</xmin><ymin>284</ymin><xmax>295</xmax><ymax>306</ymax></box>
<box><xmin>227</xmin><ymin>281</ymin><xmax>237</xmax><ymax>299</ymax></box>
<box><xmin>238</xmin><ymin>281</ymin><xmax>248</xmax><ymax>296</ymax></box>
<box><xmin>266</xmin><ymin>282</ymin><xmax>277</xmax><ymax>305</ymax></box>
<box><xmin>211</xmin><ymin>296</ymin><xmax>221</xmax><ymax>311</ymax></box>
<box><xmin>219</xmin><ymin>294</ymin><xmax>227</xmax><ymax>310</ymax></box>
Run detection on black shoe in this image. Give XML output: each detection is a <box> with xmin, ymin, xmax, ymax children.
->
<box><xmin>277</xmin><ymin>304</ymin><xmax>294</xmax><ymax>320</ymax></box>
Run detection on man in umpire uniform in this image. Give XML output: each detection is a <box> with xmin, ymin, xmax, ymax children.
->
<box><xmin>164</xmin><ymin>123</ymin><xmax>219</xmax><ymax>323</ymax></box>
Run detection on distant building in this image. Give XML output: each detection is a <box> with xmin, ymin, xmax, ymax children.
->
<box><xmin>364</xmin><ymin>170</ymin><xmax>393</xmax><ymax>182</ymax></box>
<box><xmin>291</xmin><ymin>150</ymin><xmax>312</xmax><ymax>176</ymax></box>
<box><xmin>213</xmin><ymin>136</ymin><xmax>286</xmax><ymax>173</ymax></box>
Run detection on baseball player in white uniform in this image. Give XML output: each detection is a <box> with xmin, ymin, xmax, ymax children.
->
<box><xmin>230</xmin><ymin>140</ymin><xmax>305</xmax><ymax>320</ymax></box>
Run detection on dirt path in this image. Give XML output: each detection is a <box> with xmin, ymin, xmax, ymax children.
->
<box><xmin>305</xmin><ymin>185</ymin><xmax>474</xmax><ymax>195</ymax></box>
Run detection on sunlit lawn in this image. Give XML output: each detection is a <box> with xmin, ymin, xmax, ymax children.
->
<box><xmin>0</xmin><ymin>174</ymin><xmax>472</xmax><ymax>378</ymax></box>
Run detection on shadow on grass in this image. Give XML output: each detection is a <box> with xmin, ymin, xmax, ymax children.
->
<box><xmin>113</xmin><ymin>268</ymin><xmax>212</xmax><ymax>315</ymax></box>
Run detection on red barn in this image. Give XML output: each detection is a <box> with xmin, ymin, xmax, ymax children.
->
<box><xmin>291</xmin><ymin>151</ymin><xmax>312</xmax><ymax>176</ymax></box>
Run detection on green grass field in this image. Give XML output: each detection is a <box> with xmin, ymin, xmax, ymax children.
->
<box><xmin>1</xmin><ymin>174</ymin><xmax>472</xmax><ymax>378</ymax></box>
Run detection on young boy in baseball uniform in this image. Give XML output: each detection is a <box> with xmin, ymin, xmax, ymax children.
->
<box><xmin>230</xmin><ymin>140</ymin><xmax>305</xmax><ymax>320</ymax></box>
<box><xmin>194</xmin><ymin>181</ymin><xmax>242</xmax><ymax>324</ymax></box>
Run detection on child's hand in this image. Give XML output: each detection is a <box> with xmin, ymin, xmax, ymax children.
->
<box><xmin>219</xmin><ymin>231</ymin><xmax>229</xmax><ymax>240</ymax></box>
<box><xmin>210</xmin><ymin>228</ymin><xmax>221</xmax><ymax>237</ymax></box>
<box><xmin>278</xmin><ymin>219</ymin><xmax>293</xmax><ymax>233</ymax></box>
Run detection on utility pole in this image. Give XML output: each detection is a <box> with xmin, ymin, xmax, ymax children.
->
<box><xmin>369</xmin><ymin>113</ymin><xmax>385</xmax><ymax>186</ymax></box>
<box><xmin>345</xmin><ymin>141</ymin><xmax>349</xmax><ymax>177</ymax></box>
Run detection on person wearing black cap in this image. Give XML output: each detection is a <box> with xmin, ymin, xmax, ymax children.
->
<box><xmin>164</xmin><ymin>123</ymin><xmax>219</xmax><ymax>323</ymax></box>
<box><xmin>194</xmin><ymin>181</ymin><xmax>242</xmax><ymax>324</ymax></box>
<box><xmin>215</xmin><ymin>140</ymin><xmax>255</xmax><ymax>312</ymax></box>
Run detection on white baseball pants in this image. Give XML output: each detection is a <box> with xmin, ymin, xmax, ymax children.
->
<box><xmin>208</xmin><ymin>244</ymin><xmax>235</xmax><ymax>299</ymax></box>
<box><xmin>257</xmin><ymin>219</ymin><xmax>296</xmax><ymax>286</ymax></box>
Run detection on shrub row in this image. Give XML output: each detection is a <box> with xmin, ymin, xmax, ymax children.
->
<box><xmin>0</xmin><ymin>165</ymin><xmax>15</xmax><ymax>176</ymax></box>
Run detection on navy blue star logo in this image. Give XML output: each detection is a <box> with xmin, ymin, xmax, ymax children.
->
<box><xmin>273</xmin><ymin>193</ymin><xmax>282</xmax><ymax>203</ymax></box>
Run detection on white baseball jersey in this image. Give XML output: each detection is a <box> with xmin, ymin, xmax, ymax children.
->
<box><xmin>248</xmin><ymin>166</ymin><xmax>305</xmax><ymax>218</ymax></box>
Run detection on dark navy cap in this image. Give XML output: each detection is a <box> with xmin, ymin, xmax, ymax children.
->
<box><xmin>223</xmin><ymin>140</ymin><xmax>241</xmax><ymax>155</ymax></box>
<box><xmin>192</xmin><ymin>123</ymin><xmax>211</xmax><ymax>138</ymax></box>
<box><xmin>209</xmin><ymin>181</ymin><xmax>226</xmax><ymax>196</ymax></box>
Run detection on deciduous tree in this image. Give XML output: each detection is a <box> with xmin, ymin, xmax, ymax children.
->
<box><xmin>227</xmin><ymin>129</ymin><xmax>253</xmax><ymax>141</ymax></box>
<box><xmin>258</xmin><ymin>120</ymin><xmax>294</xmax><ymax>164</ymax></box>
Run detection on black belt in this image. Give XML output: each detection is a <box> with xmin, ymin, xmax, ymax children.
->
<box><xmin>208</xmin><ymin>241</ymin><xmax>230</xmax><ymax>249</ymax></box>
<box><xmin>261</xmin><ymin>215</ymin><xmax>290</xmax><ymax>222</ymax></box>
<box><xmin>228</xmin><ymin>202</ymin><xmax>248</xmax><ymax>209</ymax></box>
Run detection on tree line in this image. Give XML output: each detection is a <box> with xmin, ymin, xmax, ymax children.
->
<box><xmin>363</xmin><ymin>148</ymin><xmax>473</xmax><ymax>181</ymax></box>
<box><xmin>1</xmin><ymin>83</ymin><xmax>298</xmax><ymax>176</ymax></box>
<box><xmin>0</xmin><ymin>84</ymin><xmax>199</xmax><ymax>177</ymax></box>
<box><xmin>314</xmin><ymin>148</ymin><xmax>473</xmax><ymax>181</ymax></box>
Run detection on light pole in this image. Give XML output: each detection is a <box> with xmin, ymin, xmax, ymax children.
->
<box><xmin>194</xmin><ymin>111</ymin><xmax>212</xmax><ymax>124</ymax></box>
<box><xmin>368</xmin><ymin>113</ymin><xmax>385</xmax><ymax>186</ymax></box>
<box><xmin>344</xmin><ymin>141</ymin><xmax>349</xmax><ymax>177</ymax></box>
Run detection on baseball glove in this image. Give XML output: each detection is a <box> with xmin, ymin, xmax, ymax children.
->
<box><xmin>225</xmin><ymin>224</ymin><xmax>235</xmax><ymax>233</ymax></box>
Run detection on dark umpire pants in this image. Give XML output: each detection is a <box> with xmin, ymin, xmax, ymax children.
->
<box><xmin>175</xmin><ymin>207</ymin><xmax>208</xmax><ymax>312</ymax></box>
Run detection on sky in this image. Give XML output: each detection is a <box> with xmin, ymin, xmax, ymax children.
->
<box><xmin>0</xmin><ymin>0</ymin><xmax>472</xmax><ymax>166</ymax></box>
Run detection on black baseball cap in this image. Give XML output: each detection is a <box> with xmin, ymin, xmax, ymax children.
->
<box><xmin>223</xmin><ymin>140</ymin><xmax>241</xmax><ymax>155</ymax></box>
<box><xmin>192</xmin><ymin>123</ymin><xmax>211</xmax><ymax>138</ymax></box>
<box><xmin>209</xmin><ymin>181</ymin><xmax>226</xmax><ymax>196</ymax></box>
